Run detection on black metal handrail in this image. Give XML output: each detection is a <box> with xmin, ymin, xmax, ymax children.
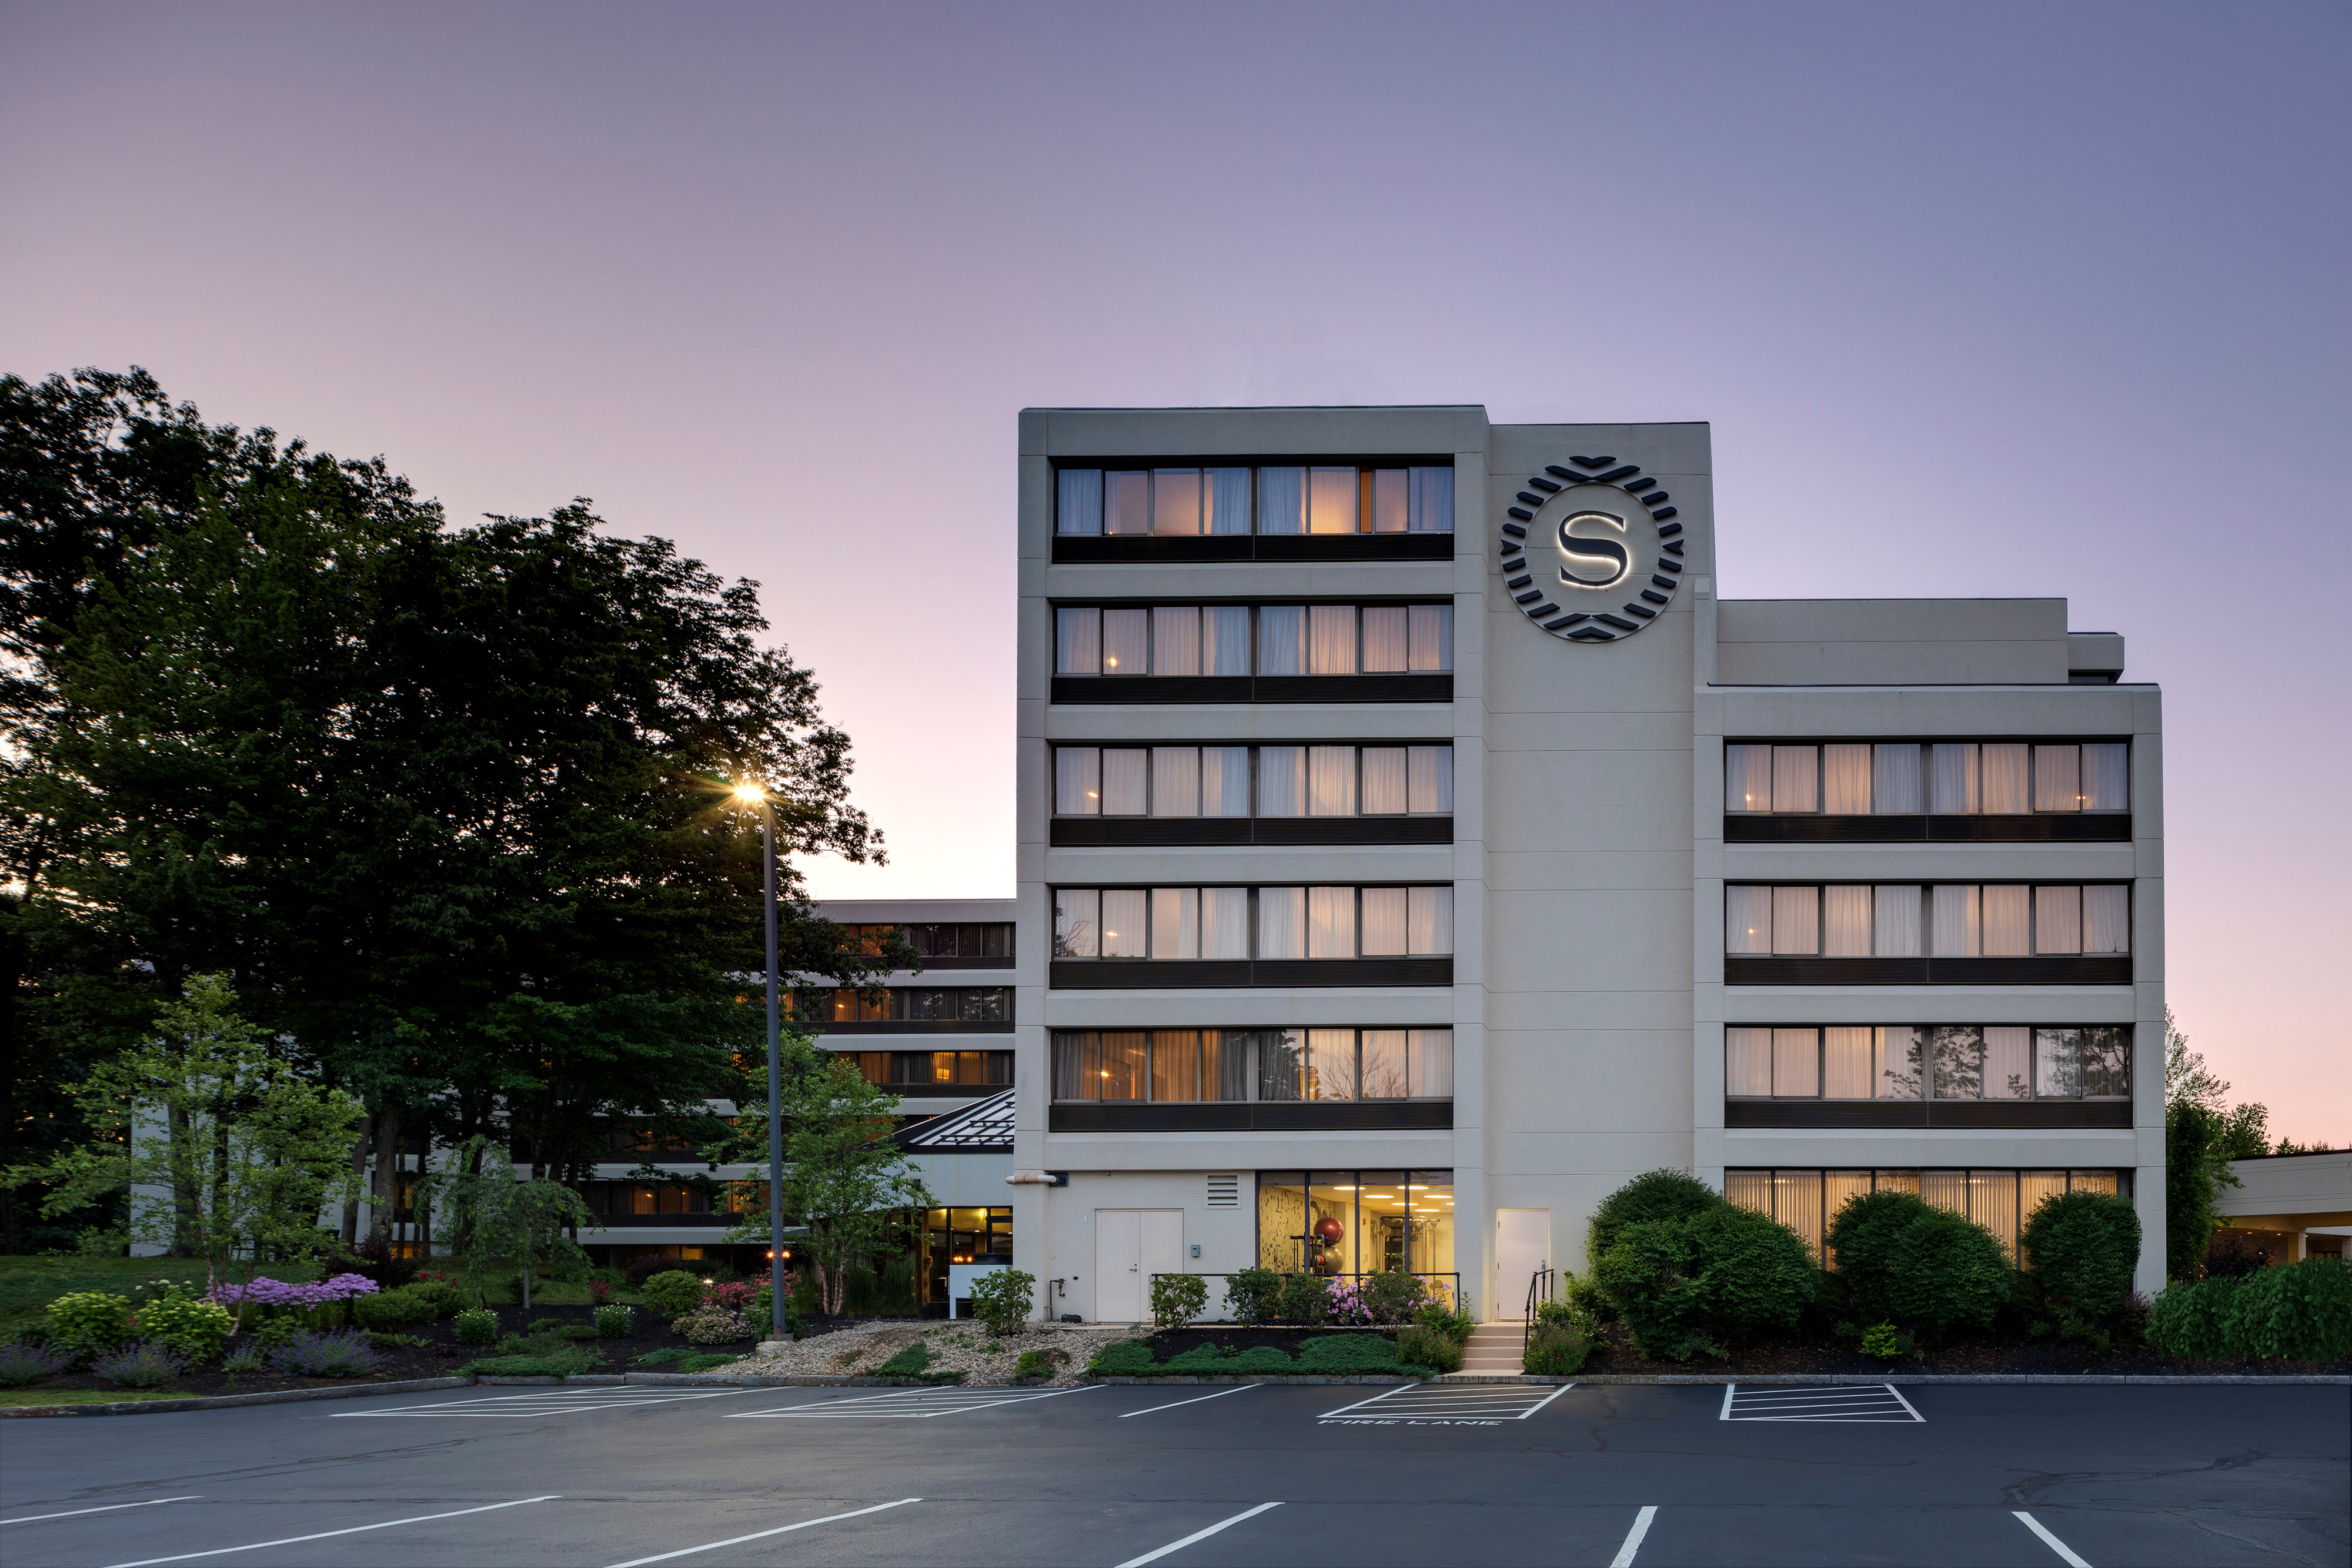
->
<box><xmin>1522</xmin><ymin>1266</ymin><xmax>1555</xmax><ymax>1349</ymax></box>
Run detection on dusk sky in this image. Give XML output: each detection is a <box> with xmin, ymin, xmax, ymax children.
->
<box><xmin>4</xmin><ymin>3</ymin><xmax>2344</xmax><ymax>1141</ymax></box>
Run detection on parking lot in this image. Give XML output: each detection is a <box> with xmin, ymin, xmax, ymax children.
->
<box><xmin>2</xmin><ymin>1380</ymin><xmax>2344</xmax><ymax>1567</ymax></box>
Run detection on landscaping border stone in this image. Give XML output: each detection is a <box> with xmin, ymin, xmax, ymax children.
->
<box><xmin>0</xmin><ymin>1376</ymin><xmax>479</xmax><ymax>1417</ymax></box>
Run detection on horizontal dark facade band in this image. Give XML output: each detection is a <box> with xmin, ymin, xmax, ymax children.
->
<box><xmin>1050</xmin><ymin>533</ymin><xmax>1454</xmax><ymax>565</ymax></box>
<box><xmin>1049</xmin><ymin>816</ymin><xmax>1452</xmax><ymax>848</ymax></box>
<box><xmin>1048</xmin><ymin>1101</ymin><xmax>1454</xmax><ymax>1132</ymax></box>
<box><xmin>1725</xmin><ymin>1099</ymin><xmax>2133</xmax><ymax>1129</ymax></box>
<box><xmin>1725</xmin><ymin>815</ymin><xmax>2132</xmax><ymax>844</ymax></box>
<box><xmin>1049</xmin><ymin>957</ymin><xmax>1454</xmax><ymax>990</ymax></box>
<box><xmin>1723</xmin><ymin>955</ymin><xmax>2133</xmax><ymax>986</ymax></box>
<box><xmin>887</xmin><ymin>955</ymin><xmax>1017</xmax><ymax>972</ymax></box>
<box><xmin>812</xmin><ymin>1020</ymin><xmax>1016</xmax><ymax>1035</ymax></box>
<box><xmin>583</xmin><ymin>1213</ymin><xmax>742</xmax><ymax>1228</ymax></box>
<box><xmin>1050</xmin><ymin>674</ymin><xmax>1454</xmax><ymax>706</ymax></box>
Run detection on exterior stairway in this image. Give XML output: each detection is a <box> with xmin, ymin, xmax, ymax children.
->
<box><xmin>1450</xmin><ymin>1321</ymin><xmax>1529</xmax><ymax>1377</ymax></box>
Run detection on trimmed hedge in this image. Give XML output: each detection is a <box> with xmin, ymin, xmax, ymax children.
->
<box><xmin>2022</xmin><ymin>1190</ymin><xmax>2140</xmax><ymax>1316</ymax></box>
<box><xmin>1588</xmin><ymin>1169</ymin><xmax>1721</xmax><ymax>1264</ymax></box>
<box><xmin>2150</xmin><ymin>1260</ymin><xmax>2352</xmax><ymax>1361</ymax></box>
<box><xmin>1828</xmin><ymin>1190</ymin><xmax>2009</xmax><ymax>1342</ymax></box>
<box><xmin>1593</xmin><ymin>1202</ymin><xmax>1813</xmax><ymax>1360</ymax></box>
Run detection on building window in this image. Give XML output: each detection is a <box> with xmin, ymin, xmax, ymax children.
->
<box><xmin>1053</xmin><ymin>744</ymin><xmax>1452</xmax><ymax>819</ymax></box>
<box><xmin>1725</xmin><ymin>884</ymin><xmax>2129</xmax><ymax>957</ymax></box>
<box><xmin>1257</xmin><ymin>1171</ymin><xmax>1455</xmax><ymax>1286</ymax></box>
<box><xmin>821</xmin><ymin>987</ymin><xmax>1014</xmax><ymax>1024</ymax></box>
<box><xmin>1056</xmin><ymin>465</ymin><xmax>1453</xmax><ymax>536</ymax></box>
<box><xmin>838</xmin><ymin>1050</ymin><xmax>1013</xmax><ymax>1089</ymax></box>
<box><xmin>1053</xmin><ymin>887</ymin><xmax>1451</xmax><ymax>960</ymax></box>
<box><xmin>1052</xmin><ymin>1028</ymin><xmax>1452</xmax><ymax>1102</ymax></box>
<box><xmin>1726</xmin><ymin>1025</ymin><xmax>2130</xmax><ymax>1101</ymax></box>
<box><xmin>1726</xmin><ymin>742</ymin><xmax>2128</xmax><ymax>815</ymax></box>
<box><xmin>1053</xmin><ymin>604</ymin><xmax>1453</xmax><ymax>676</ymax></box>
<box><xmin>584</xmin><ymin>1182</ymin><xmax>719</xmax><ymax>1216</ymax></box>
<box><xmin>1725</xmin><ymin>1168</ymin><xmax>2128</xmax><ymax>1264</ymax></box>
<box><xmin>920</xmin><ymin>1206</ymin><xmax>1014</xmax><ymax>1306</ymax></box>
<box><xmin>903</xmin><ymin>923</ymin><xmax>1013</xmax><ymax>960</ymax></box>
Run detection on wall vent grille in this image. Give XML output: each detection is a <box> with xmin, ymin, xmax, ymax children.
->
<box><xmin>1207</xmin><ymin>1174</ymin><xmax>1240</xmax><ymax>1208</ymax></box>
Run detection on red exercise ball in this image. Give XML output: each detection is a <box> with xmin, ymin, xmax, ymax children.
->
<box><xmin>1313</xmin><ymin>1217</ymin><xmax>1344</xmax><ymax>1243</ymax></box>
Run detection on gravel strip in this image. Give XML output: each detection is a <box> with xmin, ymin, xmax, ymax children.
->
<box><xmin>726</xmin><ymin>1321</ymin><xmax>1140</xmax><ymax>1386</ymax></box>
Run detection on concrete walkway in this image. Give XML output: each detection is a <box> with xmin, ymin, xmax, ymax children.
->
<box><xmin>1451</xmin><ymin>1321</ymin><xmax>1527</xmax><ymax>1376</ymax></box>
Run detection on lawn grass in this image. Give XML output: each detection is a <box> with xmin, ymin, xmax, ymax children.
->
<box><xmin>0</xmin><ymin>1256</ymin><xmax>235</xmax><ymax>1334</ymax></box>
<box><xmin>0</xmin><ymin>1388</ymin><xmax>205</xmax><ymax>1407</ymax></box>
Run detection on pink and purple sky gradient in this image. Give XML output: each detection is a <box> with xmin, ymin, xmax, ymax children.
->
<box><xmin>4</xmin><ymin>3</ymin><xmax>2344</xmax><ymax>1140</ymax></box>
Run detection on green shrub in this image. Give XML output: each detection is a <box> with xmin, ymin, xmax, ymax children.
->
<box><xmin>452</xmin><ymin>1308</ymin><xmax>500</xmax><ymax>1345</ymax></box>
<box><xmin>1292</xmin><ymin>1334</ymin><xmax>1405</xmax><ymax>1373</ymax></box>
<box><xmin>1394</xmin><ymin>1325</ymin><xmax>1462</xmax><ymax>1372</ymax></box>
<box><xmin>1589</xmin><ymin>1169</ymin><xmax>1722</xmax><ymax>1263</ymax></box>
<box><xmin>45</xmin><ymin>1291</ymin><xmax>134</xmax><ymax>1363</ymax></box>
<box><xmin>1883</xmin><ymin>1206</ymin><xmax>2011</xmax><ymax>1341</ymax></box>
<box><xmin>366</xmin><ymin>1332</ymin><xmax>429</xmax><ymax>1351</ymax></box>
<box><xmin>1224</xmin><ymin>1268</ymin><xmax>1281</xmax><ymax>1325</ymax></box>
<box><xmin>1414</xmin><ymin>1303</ymin><xmax>1476</xmax><ymax>1343</ymax></box>
<box><xmin>968</xmin><ymin>1268</ymin><xmax>1037</xmax><ymax>1336</ymax></box>
<box><xmin>136</xmin><ymin>1295</ymin><xmax>235</xmax><ymax>1362</ymax></box>
<box><xmin>1157</xmin><ymin>1343</ymin><xmax>1296</xmax><ymax>1373</ymax></box>
<box><xmin>789</xmin><ymin>1272</ymin><xmax>821</xmax><ymax>1320</ymax></box>
<box><xmin>463</xmin><ymin>1349</ymin><xmax>601</xmax><ymax>1378</ymax></box>
<box><xmin>1014</xmin><ymin>1346</ymin><xmax>1068</xmax><ymax>1380</ymax></box>
<box><xmin>2023</xmin><ymin>1190</ymin><xmax>2141</xmax><ymax>1317</ymax></box>
<box><xmin>671</xmin><ymin>1306</ymin><xmax>753</xmax><ymax>1345</ymax></box>
<box><xmin>593</xmin><ymin>1304</ymin><xmax>634</xmax><ymax>1338</ymax></box>
<box><xmin>1150</xmin><ymin>1272</ymin><xmax>1210</xmax><ymax>1331</ymax></box>
<box><xmin>352</xmin><ymin>1287</ymin><xmax>439</xmax><ymax>1332</ymax></box>
<box><xmin>874</xmin><ymin>1338</ymin><xmax>961</xmax><ymax>1383</ymax></box>
<box><xmin>1596</xmin><ymin>1220</ymin><xmax>1709</xmax><ymax>1359</ymax></box>
<box><xmin>1524</xmin><ymin>1323</ymin><xmax>1588</xmax><ymax>1376</ymax></box>
<box><xmin>404</xmin><ymin>1281</ymin><xmax>464</xmax><ymax>1319</ymax></box>
<box><xmin>1275</xmin><ymin>1272</ymin><xmax>1331</xmax><ymax>1326</ymax></box>
<box><xmin>1087</xmin><ymin>1339</ymin><xmax>1158</xmax><ymax>1376</ymax></box>
<box><xmin>1825</xmin><ymin>1189</ymin><xmax>1932</xmax><ymax>1325</ymax></box>
<box><xmin>1563</xmin><ymin>1268</ymin><xmax>1613</xmax><ymax>1325</ymax></box>
<box><xmin>1859</xmin><ymin>1322</ymin><xmax>1912</xmax><ymax>1359</ymax></box>
<box><xmin>1595</xmin><ymin>1205</ymin><xmax>1813</xmax><ymax>1361</ymax></box>
<box><xmin>639</xmin><ymin>1270</ymin><xmax>705</xmax><ymax>1319</ymax></box>
<box><xmin>2221</xmin><ymin>1258</ymin><xmax>2352</xmax><ymax>1360</ymax></box>
<box><xmin>1359</xmin><ymin>1270</ymin><xmax>1429</xmax><ymax>1324</ymax></box>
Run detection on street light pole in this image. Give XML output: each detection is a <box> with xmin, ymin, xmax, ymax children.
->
<box><xmin>759</xmin><ymin>794</ymin><xmax>786</xmax><ymax>1345</ymax></box>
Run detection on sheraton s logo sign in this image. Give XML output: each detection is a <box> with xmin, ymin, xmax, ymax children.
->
<box><xmin>1499</xmin><ymin>453</ymin><xmax>1683</xmax><ymax>642</ymax></box>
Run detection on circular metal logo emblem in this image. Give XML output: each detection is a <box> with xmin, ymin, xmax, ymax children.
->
<box><xmin>1500</xmin><ymin>454</ymin><xmax>1684</xmax><ymax>642</ymax></box>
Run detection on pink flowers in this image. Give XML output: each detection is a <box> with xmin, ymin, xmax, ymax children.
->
<box><xmin>208</xmin><ymin>1273</ymin><xmax>380</xmax><ymax>1308</ymax></box>
<box><xmin>703</xmin><ymin>1281</ymin><xmax>757</xmax><ymax>1311</ymax></box>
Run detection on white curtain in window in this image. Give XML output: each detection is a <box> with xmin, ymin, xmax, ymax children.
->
<box><xmin>1054</xmin><ymin>888</ymin><xmax>1100</xmax><ymax>958</ymax></box>
<box><xmin>1150</xmin><ymin>748</ymin><xmax>1198</xmax><ymax>817</ymax></box>
<box><xmin>1305</xmin><ymin>1028</ymin><xmax>1356</xmax><ymax>1098</ymax></box>
<box><xmin>1308</xmin><ymin>467</ymin><xmax>1358</xmax><ymax>534</ymax></box>
<box><xmin>1772</xmin><ymin>885</ymin><xmax>1819</xmax><ymax>954</ymax></box>
<box><xmin>1408</xmin><ymin>466</ymin><xmax>1454</xmax><ymax>531</ymax></box>
<box><xmin>1371</xmin><ymin>468</ymin><xmax>1409</xmax><ymax>533</ymax></box>
<box><xmin>1824</xmin><ymin>1028</ymin><xmax>1873</xmax><ymax>1098</ymax></box>
<box><xmin>1931</xmin><ymin>743</ymin><xmax>1979</xmax><ymax>813</ymax></box>
<box><xmin>2034</xmin><ymin>1029</ymin><xmax>2082</xmax><ymax>1099</ymax></box>
<box><xmin>1201</xmin><ymin>888</ymin><xmax>1250</xmax><ymax>959</ymax></box>
<box><xmin>1725</xmin><ymin>1028</ymin><xmax>1772</xmax><ymax>1096</ymax></box>
<box><xmin>1873</xmin><ymin>744</ymin><xmax>1922</xmax><ymax>814</ymax></box>
<box><xmin>1256</xmin><ymin>887</ymin><xmax>1304</xmax><ymax>959</ymax></box>
<box><xmin>1725</xmin><ymin>744</ymin><xmax>1772</xmax><ymax>813</ymax></box>
<box><xmin>2035</xmin><ymin>885</ymin><xmax>2082</xmax><ymax>954</ymax></box>
<box><xmin>1151</xmin><ymin>469</ymin><xmax>1201</xmax><ymax>536</ymax></box>
<box><xmin>1307</xmin><ymin>886</ymin><xmax>1357</xmax><ymax>958</ymax></box>
<box><xmin>2034</xmin><ymin>744</ymin><xmax>2082</xmax><ymax>812</ymax></box>
<box><xmin>1307</xmin><ymin>745</ymin><xmax>1357</xmax><ymax>815</ymax></box>
<box><xmin>1361</xmin><ymin>748</ymin><xmax>1407</xmax><ymax>814</ymax></box>
<box><xmin>1257</xmin><ymin>746</ymin><xmax>1304</xmax><ymax>816</ymax></box>
<box><xmin>1101</xmin><ymin>749</ymin><xmax>1147</xmax><ymax>815</ymax></box>
<box><xmin>1982</xmin><ymin>884</ymin><xmax>2031</xmax><ymax>956</ymax></box>
<box><xmin>1409</xmin><ymin>1029</ymin><xmax>1453</xmax><ymax>1096</ymax></box>
<box><xmin>1970</xmin><ymin>1171</ymin><xmax>2021</xmax><ymax>1259</ymax></box>
<box><xmin>1204</xmin><ymin>606</ymin><xmax>1251</xmax><ymax>675</ymax></box>
<box><xmin>1360</xmin><ymin>1029</ymin><xmax>1408</xmax><ymax>1096</ymax></box>
<box><xmin>1773</xmin><ymin>1028</ymin><xmax>1820</xmax><ymax>1096</ymax></box>
<box><xmin>1362</xmin><ymin>607</ymin><xmax>1409</xmax><ymax>672</ymax></box>
<box><xmin>1725</xmin><ymin>1171</ymin><xmax>1773</xmax><ymax>1215</ymax></box>
<box><xmin>1876</xmin><ymin>1027</ymin><xmax>1925</xmax><ymax>1099</ymax></box>
<box><xmin>1151</xmin><ymin>607</ymin><xmax>1200</xmax><ymax>677</ymax></box>
<box><xmin>1984</xmin><ymin>1027</ymin><xmax>2032</xmax><ymax>1098</ymax></box>
<box><xmin>2084</xmin><ymin>885</ymin><xmax>2130</xmax><ymax>953</ymax></box>
<box><xmin>1102</xmin><ymin>608</ymin><xmax>1149</xmax><ymax>674</ymax></box>
<box><xmin>1932</xmin><ymin>884</ymin><xmax>1981</xmax><ymax>956</ymax></box>
<box><xmin>1726</xmin><ymin>885</ymin><xmax>1774</xmax><ymax>954</ymax></box>
<box><xmin>1776</xmin><ymin>1172</ymin><xmax>1827</xmax><ymax>1259</ymax></box>
<box><xmin>1873</xmin><ymin>885</ymin><xmax>1922</xmax><ymax>956</ymax></box>
<box><xmin>1823</xmin><ymin>885</ymin><xmax>1873</xmax><ymax>956</ymax></box>
<box><xmin>1201</xmin><ymin>747</ymin><xmax>1250</xmax><ymax>817</ymax></box>
<box><xmin>1055</xmin><ymin>747</ymin><xmax>1100</xmax><ymax>815</ymax></box>
<box><xmin>1055</xmin><ymin>607</ymin><xmax>1100</xmax><ymax>675</ymax></box>
<box><xmin>1257</xmin><ymin>467</ymin><xmax>1304</xmax><ymax>534</ymax></box>
<box><xmin>1307</xmin><ymin>604</ymin><xmax>1357</xmax><ymax>674</ymax></box>
<box><xmin>1823</xmin><ymin>745</ymin><xmax>1873</xmax><ymax>814</ymax></box>
<box><xmin>1409</xmin><ymin>746</ymin><xmax>1453</xmax><ymax>813</ymax></box>
<box><xmin>1921</xmin><ymin>1171</ymin><xmax>1969</xmax><ymax>1216</ymax></box>
<box><xmin>1206</xmin><ymin>467</ymin><xmax>1251</xmax><ymax>536</ymax></box>
<box><xmin>1100</xmin><ymin>890</ymin><xmax>1147</xmax><ymax>958</ymax></box>
<box><xmin>1409</xmin><ymin>886</ymin><xmax>1452</xmax><ymax>955</ymax></box>
<box><xmin>1257</xmin><ymin>606</ymin><xmax>1304</xmax><ymax>674</ymax></box>
<box><xmin>2083</xmin><ymin>743</ymin><xmax>2129</xmax><ymax>811</ymax></box>
<box><xmin>1105</xmin><ymin>470</ymin><xmax>1150</xmax><ymax>534</ymax></box>
<box><xmin>1150</xmin><ymin>887</ymin><xmax>1198</xmax><ymax>960</ymax></box>
<box><xmin>1983</xmin><ymin>744</ymin><xmax>2030</xmax><ymax>814</ymax></box>
<box><xmin>1772</xmin><ymin>746</ymin><xmax>1819</xmax><ymax>813</ymax></box>
<box><xmin>1408</xmin><ymin>604</ymin><xmax>1452</xmax><ymax>671</ymax></box>
<box><xmin>1057</xmin><ymin>469</ymin><xmax>1101</xmax><ymax>535</ymax></box>
<box><xmin>1360</xmin><ymin>888</ymin><xmax>1408</xmax><ymax>956</ymax></box>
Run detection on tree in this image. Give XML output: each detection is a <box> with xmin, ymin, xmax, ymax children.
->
<box><xmin>719</xmin><ymin>1034</ymin><xmax>931</xmax><ymax>1316</ymax></box>
<box><xmin>424</xmin><ymin>1135</ymin><xmax>593</xmax><ymax>1312</ymax></box>
<box><xmin>2162</xmin><ymin>1009</ymin><xmax>2267</xmax><ymax>1278</ymax></box>
<box><xmin>4</xmin><ymin>974</ymin><xmax>362</xmax><ymax>1297</ymax></box>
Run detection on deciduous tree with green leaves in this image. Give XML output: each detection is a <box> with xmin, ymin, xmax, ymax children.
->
<box><xmin>423</xmin><ymin>1135</ymin><xmax>594</xmax><ymax>1312</ymax></box>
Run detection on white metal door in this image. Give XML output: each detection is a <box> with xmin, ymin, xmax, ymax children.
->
<box><xmin>1494</xmin><ymin>1209</ymin><xmax>1551</xmax><ymax>1322</ymax></box>
<box><xmin>1094</xmin><ymin>1209</ymin><xmax>1182</xmax><ymax>1322</ymax></box>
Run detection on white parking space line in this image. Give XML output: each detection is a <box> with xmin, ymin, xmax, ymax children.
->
<box><xmin>730</xmin><ymin>1384</ymin><xmax>1106</xmax><ymax>1419</ymax></box>
<box><xmin>2014</xmin><ymin>1510</ymin><xmax>2094</xmax><ymax>1567</ymax></box>
<box><xmin>98</xmin><ymin>1496</ymin><xmax>560</xmax><ymax>1567</ymax></box>
<box><xmin>1112</xmin><ymin>1502</ymin><xmax>1282</xmax><ymax>1568</ymax></box>
<box><xmin>1120</xmin><ymin>1385</ymin><xmax>1260</xmax><ymax>1417</ymax></box>
<box><xmin>1609</xmin><ymin>1505</ymin><xmax>1658</xmax><ymax>1567</ymax></box>
<box><xmin>2</xmin><ymin>1497</ymin><xmax>200</xmax><ymax>1526</ymax></box>
<box><xmin>602</xmin><ymin>1498</ymin><xmax>921</xmax><ymax>1567</ymax></box>
<box><xmin>1720</xmin><ymin>1384</ymin><xmax>1923</xmax><ymax>1422</ymax></box>
<box><xmin>336</xmin><ymin>1387</ymin><xmax>761</xmax><ymax>1417</ymax></box>
<box><xmin>1319</xmin><ymin>1383</ymin><xmax>1571</xmax><ymax>1423</ymax></box>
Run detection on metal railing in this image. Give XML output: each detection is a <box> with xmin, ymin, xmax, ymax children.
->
<box><xmin>1522</xmin><ymin>1266</ymin><xmax>1556</xmax><ymax>1349</ymax></box>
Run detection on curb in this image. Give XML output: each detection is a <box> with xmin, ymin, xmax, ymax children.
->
<box><xmin>0</xmin><ymin>1376</ymin><xmax>479</xmax><ymax>1419</ymax></box>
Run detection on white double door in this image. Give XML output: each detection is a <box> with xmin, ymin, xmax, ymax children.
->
<box><xmin>1094</xmin><ymin>1209</ymin><xmax>1183</xmax><ymax>1322</ymax></box>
